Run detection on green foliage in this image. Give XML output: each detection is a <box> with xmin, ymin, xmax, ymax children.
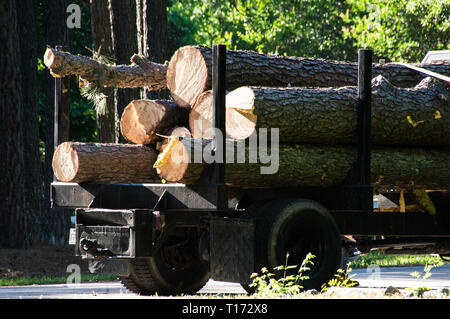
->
<box><xmin>349</xmin><ymin>249</ymin><xmax>445</xmax><ymax>268</ymax></box>
<box><xmin>407</xmin><ymin>259</ymin><xmax>444</xmax><ymax>297</ymax></box>
<box><xmin>321</xmin><ymin>263</ymin><xmax>358</xmax><ymax>292</ymax></box>
<box><xmin>342</xmin><ymin>0</ymin><xmax>450</xmax><ymax>62</ymax></box>
<box><xmin>168</xmin><ymin>0</ymin><xmax>357</xmax><ymax>61</ymax></box>
<box><xmin>249</xmin><ymin>252</ymin><xmax>315</xmax><ymax>297</ymax></box>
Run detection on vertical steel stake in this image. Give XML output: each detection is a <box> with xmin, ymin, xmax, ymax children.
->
<box><xmin>212</xmin><ymin>44</ymin><xmax>227</xmax><ymax>211</ymax></box>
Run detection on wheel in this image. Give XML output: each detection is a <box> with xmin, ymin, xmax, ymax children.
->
<box><xmin>119</xmin><ymin>227</ymin><xmax>210</xmax><ymax>296</ymax></box>
<box><xmin>250</xmin><ymin>199</ymin><xmax>342</xmax><ymax>291</ymax></box>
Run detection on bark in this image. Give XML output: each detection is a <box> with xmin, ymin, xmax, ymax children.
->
<box><xmin>42</xmin><ymin>0</ymin><xmax>72</xmax><ymax>246</ymax></box>
<box><xmin>191</xmin><ymin>76</ymin><xmax>450</xmax><ymax>146</ymax></box>
<box><xmin>108</xmin><ymin>0</ymin><xmax>141</xmax><ymax>142</ymax></box>
<box><xmin>44</xmin><ymin>47</ymin><xmax>167</xmax><ymax>90</ymax></box>
<box><xmin>167</xmin><ymin>45</ymin><xmax>450</xmax><ymax>108</ymax></box>
<box><xmin>0</xmin><ymin>0</ymin><xmax>27</xmax><ymax>248</ymax></box>
<box><xmin>136</xmin><ymin>0</ymin><xmax>168</xmax><ymax>99</ymax></box>
<box><xmin>52</xmin><ymin>142</ymin><xmax>160</xmax><ymax>184</ymax></box>
<box><xmin>90</xmin><ymin>0</ymin><xmax>116</xmax><ymax>142</ymax></box>
<box><xmin>16</xmin><ymin>0</ymin><xmax>42</xmax><ymax>247</ymax></box>
<box><xmin>154</xmin><ymin>138</ymin><xmax>450</xmax><ymax>191</ymax></box>
<box><xmin>120</xmin><ymin>99</ymin><xmax>189</xmax><ymax>145</ymax></box>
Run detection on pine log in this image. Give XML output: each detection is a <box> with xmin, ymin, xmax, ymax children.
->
<box><xmin>167</xmin><ymin>45</ymin><xmax>450</xmax><ymax>108</ymax></box>
<box><xmin>154</xmin><ymin>138</ymin><xmax>450</xmax><ymax>191</ymax></box>
<box><xmin>190</xmin><ymin>76</ymin><xmax>450</xmax><ymax>146</ymax></box>
<box><xmin>120</xmin><ymin>100</ymin><xmax>189</xmax><ymax>145</ymax></box>
<box><xmin>52</xmin><ymin>142</ymin><xmax>160</xmax><ymax>183</ymax></box>
<box><xmin>44</xmin><ymin>47</ymin><xmax>167</xmax><ymax>89</ymax></box>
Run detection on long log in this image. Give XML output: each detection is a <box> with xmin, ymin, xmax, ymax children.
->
<box><xmin>154</xmin><ymin>137</ymin><xmax>450</xmax><ymax>191</ymax></box>
<box><xmin>189</xmin><ymin>76</ymin><xmax>450</xmax><ymax>146</ymax></box>
<box><xmin>52</xmin><ymin>142</ymin><xmax>160</xmax><ymax>183</ymax></box>
<box><xmin>167</xmin><ymin>45</ymin><xmax>450</xmax><ymax>108</ymax></box>
<box><xmin>44</xmin><ymin>47</ymin><xmax>167</xmax><ymax>89</ymax></box>
<box><xmin>120</xmin><ymin>100</ymin><xmax>189</xmax><ymax>145</ymax></box>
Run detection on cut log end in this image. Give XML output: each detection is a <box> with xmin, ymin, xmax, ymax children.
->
<box><xmin>166</xmin><ymin>46</ymin><xmax>209</xmax><ymax>108</ymax></box>
<box><xmin>120</xmin><ymin>100</ymin><xmax>165</xmax><ymax>145</ymax></box>
<box><xmin>52</xmin><ymin>142</ymin><xmax>79</xmax><ymax>182</ymax></box>
<box><xmin>153</xmin><ymin>127</ymin><xmax>192</xmax><ymax>182</ymax></box>
<box><xmin>189</xmin><ymin>88</ymin><xmax>257</xmax><ymax>140</ymax></box>
<box><xmin>43</xmin><ymin>47</ymin><xmax>56</xmax><ymax>68</ymax></box>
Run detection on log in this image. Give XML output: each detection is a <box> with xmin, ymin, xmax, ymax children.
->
<box><xmin>153</xmin><ymin>127</ymin><xmax>204</xmax><ymax>182</ymax></box>
<box><xmin>120</xmin><ymin>100</ymin><xmax>189</xmax><ymax>145</ymax></box>
<box><xmin>190</xmin><ymin>76</ymin><xmax>450</xmax><ymax>146</ymax></box>
<box><xmin>52</xmin><ymin>142</ymin><xmax>160</xmax><ymax>183</ymax></box>
<box><xmin>154</xmin><ymin>138</ymin><xmax>450</xmax><ymax>191</ymax></box>
<box><xmin>44</xmin><ymin>47</ymin><xmax>167</xmax><ymax>89</ymax></box>
<box><xmin>166</xmin><ymin>45</ymin><xmax>450</xmax><ymax>108</ymax></box>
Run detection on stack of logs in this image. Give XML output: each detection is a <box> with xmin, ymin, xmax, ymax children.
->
<box><xmin>47</xmin><ymin>45</ymin><xmax>450</xmax><ymax>194</ymax></box>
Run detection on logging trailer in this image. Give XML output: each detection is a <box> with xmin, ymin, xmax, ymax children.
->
<box><xmin>51</xmin><ymin>46</ymin><xmax>450</xmax><ymax>295</ymax></box>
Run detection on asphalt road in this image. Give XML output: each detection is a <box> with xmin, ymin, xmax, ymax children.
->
<box><xmin>0</xmin><ymin>264</ymin><xmax>449</xmax><ymax>299</ymax></box>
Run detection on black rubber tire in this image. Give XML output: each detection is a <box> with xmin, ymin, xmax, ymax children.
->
<box><xmin>249</xmin><ymin>199</ymin><xmax>342</xmax><ymax>291</ymax></box>
<box><xmin>119</xmin><ymin>228</ymin><xmax>210</xmax><ymax>296</ymax></box>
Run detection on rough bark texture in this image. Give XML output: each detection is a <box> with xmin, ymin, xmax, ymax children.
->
<box><xmin>0</xmin><ymin>0</ymin><xmax>28</xmax><ymax>248</ymax></box>
<box><xmin>44</xmin><ymin>47</ymin><xmax>167</xmax><ymax>90</ymax></box>
<box><xmin>192</xmin><ymin>76</ymin><xmax>450</xmax><ymax>146</ymax></box>
<box><xmin>120</xmin><ymin>99</ymin><xmax>189</xmax><ymax>145</ymax></box>
<box><xmin>90</xmin><ymin>0</ymin><xmax>116</xmax><ymax>142</ymax></box>
<box><xmin>167</xmin><ymin>45</ymin><xmax>450</xmax><ymax>108</ymax></box>
<box><xmin>42</xmin><ymin>0</ymin><xmax>72</xmax><ymax>246</ymax></box>
<box><xmin>108</xmin><ymin>0</ymin><xmax>141</xmax><ymax>143</ymax></box>
<box><xmin>52</xmin><ymin>142</ymin><xmax>160</xmax><ymax>184</ymax></box>
<box><xmin>155</xmin><ymin>139</ymin><xmax>450</xmax><ymax>191</ymax></box>
<box><xmin>136</xmin><ymin>0</ymin><xmax>168</xmax><ymax>99</ymax></box>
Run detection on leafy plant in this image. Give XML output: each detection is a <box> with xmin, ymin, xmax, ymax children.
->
<box><xmin>321</xmin><ymin>263</ymin><xmax>358</xmax><ymax>292</ymax></box>
<box><xmin>249</xmin><ymin>252</ymin><xmax>315</xmax><ymax>297</ymax></box>
<box><xmin>407</xmin><ymin>259</ymin><xmax>444</xmax><ymax>297</ymax></box>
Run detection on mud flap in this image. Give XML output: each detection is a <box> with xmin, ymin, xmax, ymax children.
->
<box><xmin>210</xmin><ymin>217</ymin><xmax>254</xmax><ymax>284</ymax></box>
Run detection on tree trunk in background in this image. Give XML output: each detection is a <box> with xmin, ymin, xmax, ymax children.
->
<box><xmin>42</xmin><ymin>0</ymin><xmax>72</xmax><ymax>246</ymax></box>
<box><xmin>136</xmin><ymin>0</ymin><xmax>168</xmax><ymax>100</ymax></box>
<box><xmin>0</xmin><ymin>1</ymin><xmax>45</xmax><ymax>248</ymax></box>
<box><xmin>90</xmin><ymin>0</ymin><xmax>116</xmax><ymax>143</ymax></box>
<box><xmin>109</xmin><ymin>0</ymin><xmax>141</xmax><ymax>143</ymax></box>
<box><xmin>15</xmin><ymin>0</ymin><xmax>42</xmax><ymax>247</ymax></box>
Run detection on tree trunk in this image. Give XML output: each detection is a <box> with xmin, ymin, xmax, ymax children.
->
<box><xmin>190</xmin><ymin>76</ymin><xmax>450</xmax><ymax>146</ymax></box>
<box><xmin>42</xmin><ymin>0</ymin><xmax>72</xmax><ymax>246</ymax></box>
<box><xmin>136</xmin><ymin>0</ymin><xmax>168</xmax><ymax>100</ymax></box>
<box><xmin>44</xmin><ymin>47</ymin><xmax>167</xmax><ymax>90</ymax></box>
<box><xmin>109</xmin><ymin>0</ymin><xmax>141</xmax><ymax>143</ymax></box>
<box><xmin>90</xmin><ymin>0</ymin><xmax>116</xmax><ymax>143</ymax></box>
<box><xmin>120</xmin><ymin>99</ymin><xmax>189</xmax><ymax>145</ymax></box>
<box><xmin>52</xmin><ymin>142</ymin><xmax>160</xmax><ymax>184</ymax></box>
<box><xmin>154</xmin><ymin>138</ymin><xmax>450</xmax><ymax>191</ymax></box>
<box><xmin>167</xmin><ymin>45</ymin><xmax>450</xmax><ymax>108</ymax></box>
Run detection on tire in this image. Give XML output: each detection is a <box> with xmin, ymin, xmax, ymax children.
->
<box><xmin>119</xmin><ymin>228</ymin><xmax>210</xmax><ymax>296</ymax></box>
<box><xmin>250</xmin><ymin>199</ymin><xmax>342</xmax><ymax>291</ymax></box>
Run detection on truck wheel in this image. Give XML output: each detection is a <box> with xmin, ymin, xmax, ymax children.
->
<box><xmin>119</xmin><ymin>228</ymin><xmax>210</xmax><ymax>296</ymax></box>
<box><xmin>251</xmin><ymin>199</ymin><xmax>341</xmax><ymax>291</ymax></box>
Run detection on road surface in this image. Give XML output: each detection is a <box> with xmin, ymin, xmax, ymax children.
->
<box><xmin>0</xmin><ymin>264</ymin><xmax>449</xmax><ymax>299</ymax></box>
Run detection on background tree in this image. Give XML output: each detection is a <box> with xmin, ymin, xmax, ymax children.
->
<box><xmin>90</xmin><ymin>0</ymin><xmax>116</xmax><ymax>142</ymax></box>
<box><xmin>0</xmin><ymin>0</ymin><xmax>42</xmax><ymax>248</ymax></box>
<box><xmin>342</xmin><ymin>0</ymin><xmax>450</xmax><ymax>62</ymax></box>
<box><xmin>136</xmin><ymin>0</ymin><xmax>169</xmax><ymax>99</ymax></box>
<box><xmin>109</xmin><ymin>0</ymin><xmax>141</xmax><ymax>142</ymax></box>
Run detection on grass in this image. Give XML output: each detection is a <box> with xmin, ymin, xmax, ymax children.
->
<box><xmin>0</xmin><ymin>274</ymin><xmax>117</xmax><ymax>287</ymax></box>
<box><xmin>349</xmin><ymin>250</ymin><xmax>445</xmax><ymax>269</ymax></box>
